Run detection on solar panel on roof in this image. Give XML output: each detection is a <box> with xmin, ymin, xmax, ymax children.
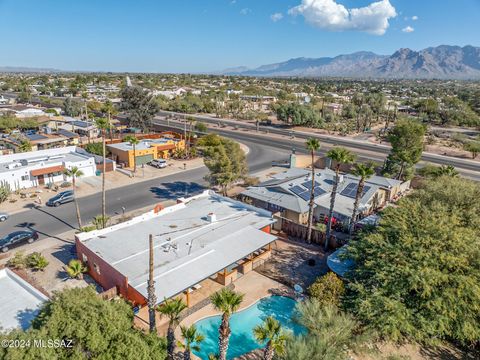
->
<box><xmin>314</xmin><ymin>188</ymin><xmax>326</xmax><ymax>197</ymax></box>
<box><xmin>289</xmin><ymin>185</ymin><xmax>305</xmax><ymax>197</ymax></box>
<box><xmin>26</xmin><ymin>134</ymin><xmax>47</xmax><ymax>141</ymax></box>
<box><xmin>298</xmin><ymin>191</ymin><xmax>311</xmax><ymax>201</ymax></box>
<box><xmin>340</xmin><ymin>183</ymin><xmax>371</xmax><ymax>199</ymax></box>
<box><xmin>301</xmin><ymin>181</ymin><xmax>321</xmax><ymax>190</ymax></box>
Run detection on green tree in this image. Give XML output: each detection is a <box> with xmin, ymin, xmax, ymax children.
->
<box><xmin>102</xmin><ymin>99</ymin><xmax>118</xmax><ymax>141</ymax></box>
<box><xmin>94</xmin><ymin>117</ymin><xmax>110</xmax><ymax>227</ymax></box>
<box><xmin>197</xmin><ymin>134</ymin><xmax>247</xmax><ymax>195</ymax></box>
<box><xmin>157</xmin><ymin>298</ymin><xmax>188</xmax><ymax>360</ymax></box>
<box><xmin>63</xmin><ymin>97</ymin><xmax>82</xmax><ymax>117</ymax></box>
<box><xmin>344</xmin><ymin>177</ymin><xmax>480</xmax><ymax>345</ymax></box>
<box><xmin>210</xmin><ymin>288</ymin><xmax>245</xmax><ymax>360</ymax></box>
<box><xmin>308</xmin><ymin>272</ymin><xmax>345</xmax><ymax>308</ymax></box>
<box><xmin>325</xmin><ymin>147</ymin><xmax>356</xmax><ymax>249</ymax></box>
<box><xmin>253</xmin><ymin>316</ymin><xmax>287</xmax><ymax>360</ymax></box>
<box><xmin>124</xmin><ymin>135</ymin><xmax>140</xmax><ymax>174</ymax></box>
<box><xmin>178</xmin><ymin>325</ymin><xmax>205</xmax><ymax>360</ymax></box>
<box><xmin>463</xmin><ymin>140</ymin><xmax>480</xmax><ymax>159</ymax></box>
<box><xmin>305</xmin><ymin>138</ymin><xmax>321</xmax><ymax>243</ymax></box>
<box><xmin>0</xmin><ymin>287</ymin><xmax>167</xmax><ymax>360</ymax></box>
<box><xmin>65</xmin><ymin>259</ymin><xmax>87</xmax><ymax>279</ymax></box>
<box><xmin>283</xmin><ymin>300</ymin><xmax>369</xmax><ymax>360</ymax></box>
<box><xmin>383</xmin><ymin>119</ymin><xmax>425</xmax><ymax>180</ymax></box>
<box><xmin>63</xmin><ymin>166</ymin><xmax>84</xmax><ymax>229</ymax></box>
<box><xmin>349</xmin><ymin>162</ymin><xmax>376</xmax><ymax>234</ymax></box>
<box><xmin>120</xmin><ymin>86</ymin><xmax>159</xmax><ymax>132</ymax></box>
<box><xmin>18</xmin><ymin>139</ymin><xmax>32</xmax><ymax>152</ymax></box>
<box><xmin>92</xmin><ymin>214</ymin><xmax>110</xmax><ymax>229</ymax></box>
<box><xmin>195</xmin><ymin>121</ymin><xmax>208</xmax><ymax>133</ymax></box>
<box><xmin>418</xmin><ymin>164</ymin><xmax>459</xmax><ymax>178</ymax></box>
<box><xmin>84</xmin><ymin>142</ymin><xmax>110</xmax><ymax>156</ymax></box>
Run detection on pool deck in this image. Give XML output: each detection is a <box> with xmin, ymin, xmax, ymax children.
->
<box><xmin>176</xmin><ymin>271</ymin><xmax>290</xmax><ymax>359</ymax></box>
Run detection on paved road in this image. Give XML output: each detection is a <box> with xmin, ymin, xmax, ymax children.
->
<box><xmin>157</xmin><ymin>111</ymin><xmax>480</xmax><ymax>175</ymax></box>
<box><xmin>0</xmin><ymin>138</ymin><xmax>287</xmax><ymax>241</ymax></box>
<box><xmin>154</xmin><ymin>118</ymin><xmax>480</xmax><ymax>181</ymax></box>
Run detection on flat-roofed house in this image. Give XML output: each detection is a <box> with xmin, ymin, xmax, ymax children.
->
<box><xmin>75</xmin><ymin>190</ymin><xmax>277</xmax><ymax>307</ymax></box>
<box><xmin>107</xmin><ymin>137</ymin><xmax>185</xmax><ymax>168</ymax></box>
<box><xmin>0</xmin><ymin>146</ymin><xmax>97</xmax><ymax>190</ymax></box>
<box><xmin>0</xmin><ymin>268</ymin><xmax>48</xmax><ymax>331</ymax></box>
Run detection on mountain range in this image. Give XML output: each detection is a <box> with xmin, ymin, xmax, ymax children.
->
<box><xmin>222</xmin><ymin>45</ymin><xmax>480</xmax><ymax>80</ymax></box>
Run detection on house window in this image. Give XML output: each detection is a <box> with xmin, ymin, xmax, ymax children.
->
<box><xmin>82</xmin><ymin>254</ymin><xmax>88</xmax><ymax>264</ymax></box>
<box><xmin>93</xmin><ymin>263</ymin><xmax>101</xmax><ymax>275</ymax></box>
<box><xmin>21</xmin><ymin>175</ymin><xmax>29</xmax><ymax>181</ymax></box>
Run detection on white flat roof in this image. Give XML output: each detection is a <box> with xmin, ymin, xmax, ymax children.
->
<box><xmin>0</xmin><ymin>269</ymin><xmax>48</xmax><ymax>331</ymax></box>
<box><xmin>78</xmin><ymin>190</ymin><xmax>276</xmax><ymax>302</ymax></box>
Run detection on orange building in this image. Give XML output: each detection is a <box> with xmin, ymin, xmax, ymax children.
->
<box><xmin>107</xmin><ymin>137</ymin><xmax>185</xmax><ymax>168</ymax></box>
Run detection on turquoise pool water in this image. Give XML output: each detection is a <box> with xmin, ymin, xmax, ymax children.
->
<box><xmin>192</xmin><ymin>295</ymin><xmax>305</xmax><ymax>360</ymax></box>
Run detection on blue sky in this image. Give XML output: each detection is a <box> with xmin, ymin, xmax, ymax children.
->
<box><xmin>0</xmin><ymin>0</ymin><xmax>478</xmax><ymax>73</ymax></box>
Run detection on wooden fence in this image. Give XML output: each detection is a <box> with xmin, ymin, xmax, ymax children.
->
<box><xmin>278</xmin><ymin>216</ymin><xmax>341</xmax><ymax>249</ymax></box>
<box><xmin>98</xmin><ymin>287</ymin><xmax>118</xmax><ymax>301</ymax></box>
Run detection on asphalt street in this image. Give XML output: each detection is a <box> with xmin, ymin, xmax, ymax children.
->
<box><xmin>0</xmin><ymin>138</ymin><xmax>287</xmax><ymax>241</ymax></box>
<box><xmin>157</xmin><ymin>111</ymin><xmax>480</xmax><ymax>176</ymax></box>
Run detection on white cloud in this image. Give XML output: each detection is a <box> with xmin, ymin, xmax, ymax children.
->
<box><xmin>288</xmin><ymin>0</ymin><xmax>397</xmax><ymax>35</ymax></box>
<box><xmin>240</xmin><ymin>8</ymin><xmax>251</xmax><ymax>15</ymax></box>
<box><xmin>402</xmin><ymin>25</ymin><xmax>414</xmax><ymax>33</ymax></box>
<box><xmin>411</xmin><ymin>15</ymin><xmax>418</xmax><ymax>20</ymax></box>
<box><xmin>271</xmin><ymin>12</ymin><xmax>284</xmax><ymax>22</ymax></box>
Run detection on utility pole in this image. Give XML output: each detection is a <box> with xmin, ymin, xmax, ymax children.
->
<box><xmin>147</xmin><ymin>234</ymin><xmax>157</xmax><ymax>333</ymax></box>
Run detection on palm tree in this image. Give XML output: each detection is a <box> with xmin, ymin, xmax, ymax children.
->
<box><xmin>158</xmin><ymin>298</ymin><xmax>188</xmax><ymax>360</ymax></box>
<box><xmin>124</xmin><ymin>135</ymin><xmax>140</xmax><ymax>174</ymax></box>
<box><xmin>349</xmin><ymin>162</ymin><xmax>376</xmax><ymax>234</ymax></box>
<box><xmin>210</xmin><ymin>288</ymin><xmax>244</xmax><ymax>360</ymax></box>
<box><xmin>305</xmin><ymin>138</ymin><xmax>321</xmax><ymax>243</ymax></box>
<box><xmin>253</xmin><ymin>316</ymin><xmax>287</xmax><ymax>360</ymax></box>
<box><xmin>63</xmin><ymin>166</ymin><xmax>84</xmax><ymax>229</ymax></box>
<box><xmin>102</xmin><ymin>100</ymin><xmax>117</xmax><ymax>142</ymax></box>
<box><xmin>94</xmin><ymin>117</ymin><xmax>110</xmax><ymax>228</ymax></box>
<box><xmin>65</xmin><ymin>259</ymin><xmax>87</xmax><ymax>279</ymax></box>
<box><xmin>325</xmin><ymin>147</ymin><xmax>355</xmax><ymax>250</ymax></box>
<box><xmin>179</xmin><ymin>324</ymin><xmax>205</xmax><ymax>360</ymax></box>
<box><xmin>436</xmin><ymin>164</ymin><xmax>459</xmax><ymax>178</ymax></box>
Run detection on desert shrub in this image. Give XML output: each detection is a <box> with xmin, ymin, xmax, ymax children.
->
<box><xmin>308</xmin><ymin>272</ymin><xmax>345</xmax><ymax>308</ymax></box>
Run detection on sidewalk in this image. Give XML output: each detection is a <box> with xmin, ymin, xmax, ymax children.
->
<box><xmin>0</xmin><ymin>157</ymin><xmax>205</xmax><ymax>215</ymax></box>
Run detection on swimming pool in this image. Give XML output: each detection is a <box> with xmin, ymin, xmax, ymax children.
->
<box><xmin>192</xmin><ymin>295</ymin><xmax>305</xmax><ymax>360</ymax></box>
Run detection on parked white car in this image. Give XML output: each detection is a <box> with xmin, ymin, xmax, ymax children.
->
<box><xmin>148</xmin><ymin>159</ymin><xmax>167</xmax><ymax>169</ymax></box>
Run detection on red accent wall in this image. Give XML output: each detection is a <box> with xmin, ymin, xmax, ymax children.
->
<box><xmin>75</xmin><ymin>238</ymin><xmax>146</xmax><ymax>306</ymax></box>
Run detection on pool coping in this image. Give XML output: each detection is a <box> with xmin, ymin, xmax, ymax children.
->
<box><xmin>192</xmin><ymin>293</ymin><xmax>295</xmax><ymax>324</ymax></box>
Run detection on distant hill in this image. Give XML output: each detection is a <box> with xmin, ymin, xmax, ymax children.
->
<box><xmin>0</xmin><ymin>66</ymin><xmax>60</xmax><ymax>73</ymax></box>
<box><xmin>222</xmin><ymin>45</ymin><xmax>480</xmax><ymax>79</ymax></box>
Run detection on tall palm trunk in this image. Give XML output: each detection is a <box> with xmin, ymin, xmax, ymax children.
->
<box><xmin>325</xmin><ymin>166</ymin><xmax>340</xmax><ymax>250</ymax></box>
<box><xmin>349</xmin><ymin>179</ymin><xmax>365</xmax><ymax>235</ymax></box>
<box><xmin>132</xmin><ymin>143</ymin><xmax>137</xmax><ymax>174</ymax></box>
<box><xmin>306</xmin><ymin>150</ymin><xmax>315</xmax><ymax>243</ymax></box>
<box><xmin>108</xmin><ymin>112</ymin><xmax>113</xmax><ymax>142</ymax></box>
<box><xmin>72</xmin><ymin>176</ymin><xmax>82</xmax><ymax>229</ymax></box>
<box><xmin>218</xmin><ymin>314</ymin><xmax>231</xmax><ymax>360</ymax></box>
<box><xmin>264</xmin><ymin>341</ymin><xmax>274</xmax><ymax>360</ymax></box>
<box><xmin>102</xmin><ymin>129</ymin><xmax>106</xmax><ymax>228</ymax></box>
<box><xmin>167</xmin><ymin>325</ymin><xmax>175</xmax><ymax>360</ymax></box>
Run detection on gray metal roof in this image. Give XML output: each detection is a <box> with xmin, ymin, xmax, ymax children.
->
<box><xmin>0</xmin><ymin>269</ymin><xmax>48</xmax><ymax>331</ymax></box>
<box><xmin>78</xmin><ymin>191</ymin><xmax>276</xmax><ymax>303</ymax></box>
<box><xmin>242</xmin><ymin>167</ymin><xmax>383</xmax><ymax>217</ymax></box>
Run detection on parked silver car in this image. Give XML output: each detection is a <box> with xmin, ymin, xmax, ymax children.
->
<box><xmin>0</xmin><ymin>213</ymin><xmax>8</xmax><ymax>222</ymax></box>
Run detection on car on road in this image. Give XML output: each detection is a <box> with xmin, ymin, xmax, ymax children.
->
<box><xmin>148</xmin><ymin>159</ymin><xmax>167</xmax><ymax>169</ymax></box>
<box><xmin>46</xmin><ymin>190</ymin><xmax>74</xmax><ymax>207</ymax></box>
<box><xmin>0</xmin><ymin>213</ymin><xmax>8</xmax><ymax>222</ymax></box>
<box><xmin>0</xmin><ymin>230</ymin><xmax>39</xmax><ymax>252</ymax></box>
